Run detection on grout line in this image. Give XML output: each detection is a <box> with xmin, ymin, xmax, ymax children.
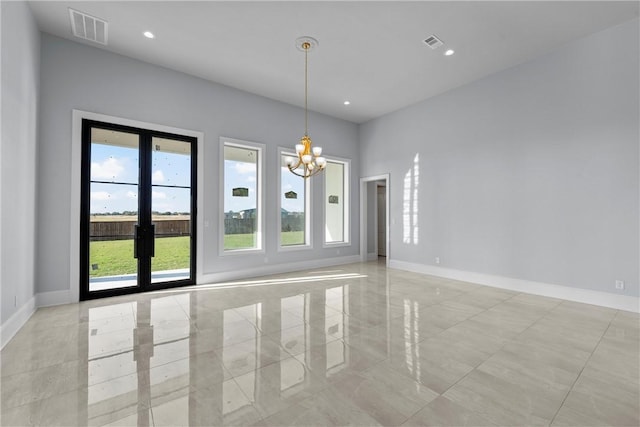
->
<box><xmin>433</xmin><ymin>294</ymin><xmax>563</xmax><ymax>407</ymax></box>
<box><xmin>148</xmin><ymin>395</ymin><xmax>156</xmax><ymax>427</ymax></box>
<box><xmin>548</xmin><ymin>311</ymin><xmax>616</xmax><ymax>426</ymax></box>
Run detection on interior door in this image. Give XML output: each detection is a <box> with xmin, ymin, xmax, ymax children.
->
<box><xmin>80</xmin><ymin>119</ymin><xmax>196</xmax><ymax>300</ymax></box>
<box><xmin>377</xmin><ymin>185</ymin><xmax>386</xmax><ymax>256</ymax></box>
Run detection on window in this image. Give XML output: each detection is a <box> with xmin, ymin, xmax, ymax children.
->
<box><xmin>324</xmin><ymin>158</ymin><xmax>350</xmax><ymax>245</ymax></box>
<box><xmin>279</xmin><ymin>150</ymin><xmax>311</xmax><ymax>248</ymax></box>
<box><xmin>221</xmin><ymin>138</ymin><xmax>264</xmax><ymax>253</ymax></box>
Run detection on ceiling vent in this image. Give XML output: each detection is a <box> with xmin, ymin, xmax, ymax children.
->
<box><xmin>69</xmin><ymin>8</ymin><xmax>108</xmax><ymax>45</ymax></box>
<box><xmin>423</xmin><ymin>35</ymin><xmax>443</xmax><ymax>49</ymax></box>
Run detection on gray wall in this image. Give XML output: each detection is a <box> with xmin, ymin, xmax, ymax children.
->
<box><xmin>1</xmin><ymin>1</ymin><xmax>40</xmax><ymax>323</ymax></box>
<box><xmin>38</xmin><ymin>34</ymin><xmax>359</xmax><ymax>295</ymax></box>
<box><xmin>360</xmin><ymin>19</ymin><xmax>639</xmax><ymax>297</ymax></box>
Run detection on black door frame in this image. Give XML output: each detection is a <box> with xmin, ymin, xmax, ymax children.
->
<box><xmin>80</xmin><ymin>119</ymin><xmax>197</xmax><ymax>300</ymax></box>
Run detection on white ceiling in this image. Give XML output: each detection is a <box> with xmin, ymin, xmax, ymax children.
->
<box><xmin>28</xmin><ymin>1</ymin><xmax>639</xmax><ymax>124</ymax></box>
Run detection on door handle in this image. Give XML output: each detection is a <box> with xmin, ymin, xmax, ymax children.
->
<box><xmin>150</xmin><ymin>224</ymin><xmax>155</xmax><ymax>257</ymax></box>
<box><xmin>134</xmin><ymin>225</ymin><xmax>141</xmax><ymax>259</ymax></box>
<box><xmin>134</xmin><ymin>224</ymin><xmax>154</xmax><ymax>258</ymax></box>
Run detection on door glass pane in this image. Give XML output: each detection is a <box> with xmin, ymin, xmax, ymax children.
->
<box><xmin>151</xmin><ymin>137</ymin><xmax>192</xmax><ymax>283</ymax></box>
<box><xmin>280</xmin><ymin>154</ymin><xmax>306</xmax><ymax>246</ymax></box>
<box><xmin>89</xmin><ymin>128</ymin><xmax>139</xmax><ymax>292</ymax></box>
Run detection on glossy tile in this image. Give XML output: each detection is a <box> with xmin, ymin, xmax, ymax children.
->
<box><xmin>443</xmin><ymin>369</ymin><xmax>561</xmax><ymax>425</ymax></box>
<box><xmin>0</xmin><ymin>400</ymin><xmax>43</xmax><ymax>426</ymax></box>
<box><xmin>402</xmin><ymin>395</ymin><xmax>496</xmax><ymax>426</ymax></box>
<box><xmin>153</xmin><ymin>379</ymin><xmax>262</xmax><ymax>426</ymax></box>
<box><xmin>384</xmin><ymin>353</ymin><xmax>475</xmax><ymax>395</ymax></box>
<box><xmin>326</xmin><ymin>373</ymin><xmax>410</xmax><ymax>426</ymax></box>
<box><xmin>0</xmin><ymin>336</ymin><xmax>69</xmax><ymax>377</ymax></box>
<box><xmin>552</xmin><ymin>386</ymin><xmax>640</xmax><ymax>426</ymax></box>
<box><xmin>353</xmin><ymin>362</ymin><xmax>439</xmax><ymax>417</ymax></box>
<box><xmin>234</xmin><ymin>356</ymin><xmax>324</xmax><ymax>420</ymax></box>
<box><xmin>1</xmin><ymin>262</ymin><xmax>637</xmax><ymax>426</ymax></box>
<box><xmin>255</xmin><ymin>387</ymin><xmax>381</xmax><ymax>426</ymax></box>
<box><xmin>218</xmin><ymin>335</ymin><xmax>290</xmax><ymax>378</ymax></box>
<box><xmin>500</xmin><ymin>339</ymin><xmax>592</xmax><ymax>375</ymax></box>
<box><xmin>1</xmin><ymin>360</ymin><xmax>81</xmax><ymax>410</ymax></box>
<box><xmin>477</xmin><ymin>348</ymin><xmax>578</xmax><ymax>392</ymax></box>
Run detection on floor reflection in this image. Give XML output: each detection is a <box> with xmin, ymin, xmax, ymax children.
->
<box><xmin>79</xmin><ymin>266</ymin><xmax>391</xmax><ymax>425</ymax></box>
<box><xmin>4</xmin><ymin>262</ymin><xmax>629</xmax><ymax>426</ymax></box>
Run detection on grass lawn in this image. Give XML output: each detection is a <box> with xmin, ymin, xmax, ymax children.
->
<box><xmin>280</xmin><ymin>231</ymin><xmax>305</xmax><ymax>246</ymax></box>
<box><xmin>223</xmin><ymin>231</ymin><xmax>304</xmax><ymax>249</ymax></box>
<box><xmin>224</xmin><ymin>233</ymin><xmax>257</xmax><ymax>250</ymax></box>
<box><xmin>90</xmin><ymin>236</ymin><xmax>190</xmax><ymax>277</ymax></box>
<box><xmin>90</xmin><ymin>231</ymin><xmax>306</xmax><ymax>277</ymax></box>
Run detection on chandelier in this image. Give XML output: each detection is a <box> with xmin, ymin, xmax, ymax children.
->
<box><xmin>285</xmin><ymin>37</ymin><xmax>326</xmax><ymax>178</ymax></box>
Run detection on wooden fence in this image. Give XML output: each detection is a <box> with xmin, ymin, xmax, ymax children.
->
<box><xmin>223</xmin><ymin>217</ymin><xmax>305</xmax><ymax>234</ymax></box>
<box><xmin>91</xmin><ymin>217</ymin><xmax>305</xmax><ymax>241</ymax></box>
<box><xmin>90</xmin><ymin>220</ymin><xmax>191</xmax><ymax>241</ymax></box>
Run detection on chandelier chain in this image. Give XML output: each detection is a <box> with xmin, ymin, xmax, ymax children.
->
<box><xmin>304</xmin><ymin>45</ymin><xmax>308</xmax><ymax>136</ymax></box>
<box><xmin>287</xmin><ymin>37</ymin><xmax>325</xmax><ymax>179</ymax></box>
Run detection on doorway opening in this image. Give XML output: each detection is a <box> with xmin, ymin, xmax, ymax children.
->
<box><xmin>360</xmin><ymin>174</ymin><xmax>390</xmax><ymax>266</ymax></box>
<box><xmin>80</xmin><ymin>119</ymin><xmax>197</xmax><ymax>300</ymax></box>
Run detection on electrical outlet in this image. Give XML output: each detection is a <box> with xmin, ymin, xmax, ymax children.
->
<box><xmin>615</xmin><ymin>280</ymin><xmax>625</xmax><ymax>290</ymax></box>
<box><xmin>435</xmin><ymin>257</ymin><xmax>440</xmax><ymax>265</ymax></box>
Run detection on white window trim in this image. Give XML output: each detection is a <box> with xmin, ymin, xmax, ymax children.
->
<box><xmin>323</xmin><ymin>156</ymin><xmax>351</xmax><ymax>248</ymax></box>
<box><xmin>277</xmin><ymin>147</ymin><xmax>312</xmax><ymax>252</ymax></box>
<box><xmin>219</xmin><ymin>137</ymin><xmax>266</xmax><ymax>256</ymax></box>
<box><xmin>71</xmin><ymin>110</ymin><xmax>205</xmax><ymax>303</ymax></box>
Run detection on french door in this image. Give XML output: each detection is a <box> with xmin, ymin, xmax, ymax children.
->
<box><xmin>80</xmin><ymin>119</ymin><xmax>197</xmax><ymax>300</ymax></box>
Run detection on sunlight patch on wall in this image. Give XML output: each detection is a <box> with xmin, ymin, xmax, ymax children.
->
<box><xmin>403</xmin><ymin>154</ymin><xmax>420</xmax><ymax>245</ymax></box>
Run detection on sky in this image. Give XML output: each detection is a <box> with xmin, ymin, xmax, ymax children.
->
<box><xmin>224</xmin><ymin>156</ymin><xmax>305</xmax><ymax>213</ymax></box>
<box><xmin>90</xmin><ymin>143</ymin><xmax>306</xmax><ymax>215</ymax></box>
<box><xmin>90</xmin><ymin>143</ymin><xmax>191</xmax><ymax>214</ymax></box>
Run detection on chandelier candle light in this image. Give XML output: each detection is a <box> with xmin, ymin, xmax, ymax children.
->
<box><xmin>285</xmin><ymin>36</ymin><xmax>326</xmax><ymax>178</ymax></box>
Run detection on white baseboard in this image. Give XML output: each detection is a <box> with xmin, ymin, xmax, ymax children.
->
<box><xmin>389</xmin><ymin>260</ymin><xmax>640</xmax><ymax>313</ymax></box>
<box><xmin>1</xmin><ymin>297</ymin><xmax>36</xmax><ymax>349</ymax></box>
<box><xmin>199</xmin><ymin>255</ymin><xmax>361</xmax><ymax>285</ymax></box>
<box><xmin>36</xmin><ymin>290</ymin><xmax>71</xmax><ymax>307</ymax></box>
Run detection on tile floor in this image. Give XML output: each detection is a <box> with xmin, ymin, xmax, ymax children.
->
<box><xmin>1</xmin><ymin>262</ymin><xmax>638</xmax><ymax>426</ymax></box>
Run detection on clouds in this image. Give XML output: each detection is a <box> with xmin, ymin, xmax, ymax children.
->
<box><xmin>152</xmin><ymin>170</ymin><xmax>164</xmax><ymax>183</ymax></box>
<box><xmin>234</xmin><ymin>162</ymin><xmax>256</xmax><ymax>174</ymax></box>
<box><xmin>90</xmin><ymin>186</ymin><xmax>189</xmax><ymax>214</ymax></box>
<box><xmin>89</xmin><ymin>147</ymin><xmax>191</xmax><ymax>214</ymax></box>
<box><xmin>152</xmin><ymin>191</ymin><xmax>167</xmax><ymax>200</ymax></box>
<box><xmin>91</xmin><ymin>191</ymin><xmax>111</xmax><ymax>200</ymax></box>
<box><xmin>91</xmin><ymin>157</ymin><xmax>124</xmax><ymax>180</ymax></box>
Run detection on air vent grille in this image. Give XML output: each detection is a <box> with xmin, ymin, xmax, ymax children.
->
<box><xmin>423</xmin><ymin>35</ymin><xmax>443</xmax><ymax>49</ymax></box>
<box><xmin>69</xmin><ymin>8</ymin><xmax>108</xmax><ymax>45</ymax></box>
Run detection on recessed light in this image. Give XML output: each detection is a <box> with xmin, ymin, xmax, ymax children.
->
<box><xmin>143</xmin><ymin>31</ymin><xmax>155</xmax><ymax>39</ymax></box>
<box><xmin>444</xmin><ymin>49</ymin><xmax>455</xmax><ymax>56</ymax></box>
<box><xmin>343</xmin><ymin>101</ymin><xmax>350</xmax><ymax>105</ymax></box>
